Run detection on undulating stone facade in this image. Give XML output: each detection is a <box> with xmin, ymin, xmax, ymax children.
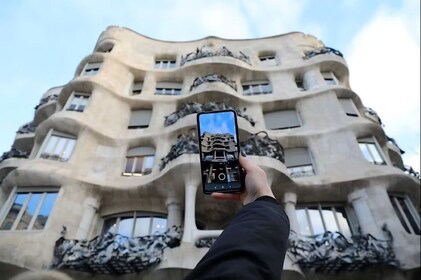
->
<box><xmin>0</xmin><ymin>26</ymin><xmax>419</xmax><ymax>280</ymax></box>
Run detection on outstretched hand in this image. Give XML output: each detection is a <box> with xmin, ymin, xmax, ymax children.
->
<box><xmin>211</xmin><ymin>155</ymin><xmax>275</xmax><ymax>205</ymax></box>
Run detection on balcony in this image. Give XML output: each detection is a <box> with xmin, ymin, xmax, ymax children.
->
<box><xmin>393</xmin><ymin>162</ymin><xmax>420</xmax><ymax>180</ymax></box>
<box><xmin>304</xmin><ymin>46</ymin><xmax>343</xmax><ymax>60</ymax></box>
<box><xmin>190</xmin><ymin>74</ymin><xmax>237</xmax><ymax>92</ymax></box>
<box><xmin>13</xmin><ymin>121</ymin><xmax>36</xmax><ymax>152</ymax></box>
<box><xmin>364</xmin><ymin>107</ymin><xmax>383</xmax><ymax>126</ymax></box>
<box><xmin>34</xmin><ymin>86</ymin><xmax>62</xmax><ymax>125</ymax></box>
<box><xmin>0</xmin><ymin>148</ymin><xmax>29</xmax><ymax>164</ymax></box>
<box><xmin>51</xmin><ymin>226</ymin><xmax>182</xmax><ymax>275</ymax></box>
<box><xmin>180</xmin><ymin>46</ymin><xmax>251</xmax><ymax>66</ymax></box>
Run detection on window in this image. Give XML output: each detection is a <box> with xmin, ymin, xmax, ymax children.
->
<box><xmin>155</xmin><ymin>59</ymin><xmax>176</xmax><ymax>69</ymax></box>
<box><xmin>155</xmin><ymin>82</ymin><xmax>182</xmax><ymax>96</ymax></box>
<box><xmin>39</xmin><ymin>131</ymin><xmax>76</xmax><ymax>161</ymax></box>
<box><xmin>0</xmin><ymin>189</ymin><xmax>58</xmax><ymax>231</ymax></box>
<box><xmin>339</xmin><ymin>98</ymin><xmax>358</xmax><ymax>117</ymax></box>
<box><xmin>259</xmin><ymin>54</ymin><xmax>277</xmax><ymax>66</ymax></box>
<box><xmin>358</xmin><ymin>138</ymin><xmax>385</xmax><ymax>165</ymax></box>
<box><xmin>123</xmin><ymin>147</ymin><xmax>155</xmax><ymax>176</ymax></box>
<box><xmin>285</xmin><ymin>148</ymin><xmax>315</xmax><ymax>177</ymax></box>
<box><xmin>296</xmin><ymin>204</ymin><xmax>354</xmax><ymax>238</ymax></box>
<box><xmin>322</xmin><ymin>72</ymin><xmax>339</xmax><ymax>85</ymax></box>
<box><xmin>102</xmin><ymin>212</ymin><xmax>167</xmax><ymax>238</ymax></box>
<box><xmin>66</xmin><ymin>93</ymin><xmax>90</xmax><ymax>112</ymax></box>
<box><xmin>132</xmin><ymin>82</ymin><xmax>143</xmax><ymax>95</ymax></box>
<box><xmin>296</xmin><ymin>79</ymin><xmax>306</xmax><ymax>91</ymax></box>
<box><xmin>242</xmin><ymin>81</ymin><xmax>272</xmax><ymax>96</ymax></box>
<box><xmin>83</xmin><ymin>62</ymin><xmax>101</xmax><ymax>76</ymax></box>
<box><xmin>389</xmin><ymin>194</ymin><xmax>420</xmax><ymax>235</ymax></box>
<box><xmin>264</xmin><ymin>110</ymin><xmax>301</xmax><ymax>130</ymax></box>
<box><xmin>128</xmin><ymin>110</ymin><xmax>152</xmax><ymax>129</ymax></box>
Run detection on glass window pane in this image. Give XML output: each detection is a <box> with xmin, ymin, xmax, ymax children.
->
<box><xmin>321</xmin><ymin>207</ymin><xmax>339</xmax><ymax>232</ymax></box>
<box><xmin>16</xmin><ymin>193</ymin><xmax>42</xmax><ymax>230</ymax></box>
<box><xmin>102</xmin><ymin>217</ymin><xmax>118</xmax><ymax>235</ymax></box>
<box><xmin>61</xmin><ymin>139</ymin><xmax>75</xmax><ymax>160</ymax></box>
<box><xmin>367</xmin><ymin>144</ymin><xmax>383</xmax><ymax>164</ymax></box>
<box><xmin>390</xmin><ymin>197</ymin><xmax>410</xmax><ymax>233</ymax></box>
<box><xmin>398</xmin><ymin>197</ymin><xmax>420</xmax><ymax>234</ymax></box>
<box><xmin>54</xmin><ymin>137</ymin><xmax>66</xmax><ymax>157</ymax></box>
<box><xmin>33</xmin><ymin>192</ymin><xmax>57</xmax><ymax>230</ymax></box>
<box><xmin>308</xmin><ymin>208</ymin><xmax>324</xmax><ymax>235</ymax></box>
<box><xmin>117</xmin><ymin>217</ymin><xmax>134</xmax><ymax>237</ymax></box>
<box><xmin>133</xmin><ymin>217</ymin><xmax>151</xmax><ymax>237</ymax></box>
<box><xmin>133</xmin><ymin>157</ymin><xmax>144</xmax><ymax>174</ymax></box>
<box><xmin>124</xmin><ymin>157</ymin><xmax>135</xmax><ymax>174</ymax></box>
<box><xmin>0</xmin><ymin>193</ymin><xmax>28</xmax><ymax>230</ymax></box>
<box><xmin>296</xmin><ymin>209</ymin><xmax>311</xmax><ymax>235</ymax></box>
<box><xmin>142</xmin><ymin>156</ymin><xmax>155</xmax><ymax>174</ymax></box>
<box><xmin>44</xmin><ymin>136</ymin><xmax>59</xmax><ymax>155</ymax></box>
<box><xmin>151</xmin><ymin>217</ymin><xmax>167</xmax><ymax>234</ymax></box>
<box><xmin>359</xmin><ymin>143</ymin><xmax>372</xmax><ymax>162</ymax></box>
<box><xmin>335</xmin><ymin>207</ymin><xmax>352</xmax><ymax>238</ymax></box>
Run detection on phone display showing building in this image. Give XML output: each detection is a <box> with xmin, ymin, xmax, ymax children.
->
<box><xmin>0</xmin><ymin>26</ymin><xmax>419</xmax><ymax>280</ymax></box>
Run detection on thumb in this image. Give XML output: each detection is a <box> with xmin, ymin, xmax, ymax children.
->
<box><xmin>239</xmin><ymin>154</ymin><xmax>257</xmax><ymax>173</ymax></box>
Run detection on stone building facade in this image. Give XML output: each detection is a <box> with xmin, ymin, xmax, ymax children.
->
<box><xmin>0</xmin><ymin>26</ymin><xmax>419</xmax><ymax>280</ymax></box>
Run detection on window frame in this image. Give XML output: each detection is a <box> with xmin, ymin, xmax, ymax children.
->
<box><xmin>101</xmin><ymin>212</ymin><xmax>167</xmax><ymax>238</ymax></box>
<box><xmin>0</xmin><ymin>187</ymin><xmax>59</xmax><ymax>231</ymax></box>
<box><xmin>128</xmin><ymin>109</ymin><xmax>152</xmax><ymax>129</ymax></box>
<box><xmin>264</xmin><ymin>109</ymin><xmax>302</xmax><ymax>130</ymax></box>
<box><xmin>258</xmin><ymin>54</ymin><xmax>277</xmax><ymax>66</ymax></box>
<box><xmin>155</xmin><ymin>82</ymin><xmax>183</xmax><ymax>96</ymax></box>
<box><xmin>295</xmin><ymin>203</ymin><xmax>357</xmax><ymax>237</ymax></box>
<box><xmin>389</xmin><ymin>193</ymin><xmax>420</xmax><ymax>235</ymax></box>
<box><xmin>295</xmin><ymin>78</ymin><xmax>306</xmax><ymax>91</ymax></box>
<box><xmin>131</xmin><ymin>82</ymin><xmax>143</xmax><ymax>95</ymax></box>
<box><xmin>82</xmin><ymin>62</ymin><xmax>101</xmax><ymax>76</ymax></box>
<box><xmin>242</xmin><ymin>81</ymin><xmax>272</xmax><ymax>96</ymax></box>
<box><xmin>37</xmin><ymin>130</ymin><xmax>77</xmax><ymax>162</ymax></box>
<box><xmin>322</xmin><ymin>71</ymin><xmax>339</xmax><ymax>85</ymax></box>
<box><xmin>358</xmin><ymin>137</ymin><xmax>386</xmax><ymax>165</ymax></box>
<box><xmin>122</xmin><ymin>154</ymin><xmax>155</xmax><ymax>176</ymax></box>
<box><xmin>155</xmin><ymin>59</ymin><xmax>177</xmax><ymax>69</ymax></box>
<box><xmin>338</xmin><ymin>98</ymin><xmax>359</xmax><ymax>117</ymax></box>
<box><xmin>284</xmin><ymin>147</ymin><xmax>315</xmax><ymax>178</ymax></box>
<box><xmin>65</xmin><ymin>92</ymin><xmax>91</xmax><ymax>112</ymax></box>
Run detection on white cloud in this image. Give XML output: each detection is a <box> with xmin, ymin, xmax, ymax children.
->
<box><xmin>346</xmin><ymin>3</ymin><xmax>420</xmax><ymax>169</ymax></box>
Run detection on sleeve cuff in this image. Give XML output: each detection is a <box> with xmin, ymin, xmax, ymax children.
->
<box><xmin>255</xmin><ymin>196</ymin><xmax>279</xmax><ymax>205</ymax></box>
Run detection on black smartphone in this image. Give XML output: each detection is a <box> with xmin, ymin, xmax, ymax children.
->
<box><xmin>197</xmin><ymin>110</ymin><xmax>244</xmax><ymax>194</ymax></box>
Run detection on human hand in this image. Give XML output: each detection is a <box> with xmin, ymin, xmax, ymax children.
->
<box><xmin>211</xmin><ymin>154</ymin><xmax>275</xmax><ymax>205</ymax></box>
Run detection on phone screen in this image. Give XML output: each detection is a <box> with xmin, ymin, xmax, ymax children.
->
<box><xmin>197</xmin><ymin>110</ymin><xmax>244</xmax><ymax>194</ymax></box>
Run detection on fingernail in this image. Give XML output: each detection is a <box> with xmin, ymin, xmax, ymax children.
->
<box><xmin>241</xmin><ymin>150</ymin><xmax>246</xmax><ymax>157</ymax></box>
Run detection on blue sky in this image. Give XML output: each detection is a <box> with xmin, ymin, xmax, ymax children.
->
<box><xmin>0</xmin><ymin>0</ymin><xmax>419</xmax><ymax>171</ymax></box>
<box><xmin>199</xmin><ymin>112</ymin><xmax>237</xmax><ymax>141</ymax></box>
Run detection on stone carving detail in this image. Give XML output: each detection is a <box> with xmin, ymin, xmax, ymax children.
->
<box><xmin>196</xmin><ymin>237</ymin><xmax>217</xmax><ymax>248</ymax></box>
<box><xmin>240</xmin><ymin>131</ymin><xmax>285</xmax><ymax>163</ymax></box>
<box><xmin>159</xmin><ymin>131</ymin><xmax>199</xmax><ymax>170</ymax></box>
<box><xmin>164</xmin><ymin>101</ymin><xmax>255</xmax><ymax>127</ymax></box>
<box><xmin>0</xmin><ymin>147</ymin><xmax>30</xmax><ymax>163</ymax></box>
<box><xmin>34</xmin><ymin>94</ymin><xmax>59</xmax><ymax>110</ymax></box>
<box><xmin>16</xmin><ymin>122</ymin><xmax>36</xmax><ymax>134</ymax></box>
<box><xmin>304</xmin><ymin>47</ymin><xmax>343</xmax><ymax>60</ymax></box>
<box><xmin>51</xmin><ymin>226</ymin><xmax>182</xmax><ymax>275</ymax></box>
<box><xmin>288</xmin><ymin>225</ymin><xmax>399</xmax><ymax>273</ymax></box>
<box><xmin>393</xmin><ymin>162</ymin><xmax>420</xmax><ymax>180</ymax></box>
<box><xmin>364</xmin><ymin>107</ymin><xmax>383</xmax><ymax>126</ymax></box>
<box><xmin>181</xmin><ymin>46</ymin><xmax>250</xmax><ymax>66</ymax></box>
<box><xmin>190</xmin><ymin>74</ymin><xmax>237</xmax><ymax>91</ymax></box>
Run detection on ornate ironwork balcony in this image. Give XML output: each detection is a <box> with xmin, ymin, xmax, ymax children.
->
<box><xmin>16</xmin><ymin>121</ymin><xmax>36</xmax><ymax>134</ymax></box>
<box><xmin>164</xmin><ymin>101</ymin><xmax>256</xmax><ymax>127</ymax></box>
<box><xmin>34</xmin><ymin>94</ymin><xmax>59</xmax><ymax>110</ymax></box>
<box><xmin>159</xmin><ymin>130</ymin><xmax>285</xmax><ymax>170</ymax></box>
<box><xmin>51</xmin><ymin>226</ymin><xmax>182</xmax><ymax>275</ymax></box>
<box><xmin>190</xmin><ymin>74</ymin><xmax>237</xmax><ymax>91</ymax></box>
<box><xmin>0</xmin><ymin>147</ymin><xmax>30</xmax><ymax>163</ymax></box>
<box><xmin>180</xmin><ymin>46</ymin><xmax>251</xmax><ymax>66</ymax></box>
<box><xmin>196</xmin><ymin>225</ymin><xmax>399</xmax><ymax>273</ymax></box>
<box><xmin>240</xmin><ymin>131</ymin><xmax>285</xmax><ymax>163</ymax></box>
<box><xmin>386</xmin><ymin>136</ymin><xmax>405</xmax><ymax>154</ymax></box>
<box><xmin>288</xmin><ymin>225</ymin><xmax>399</xmax><ymax>273</ymax></box>
<box><xmin>364</xmin><ymin>107</ymin><xmax>384</xmax><ymax>126</ymax></box>
<box><xmin>393</xmin><ymin>162</ymin><xmax>420</xmax><ymax>180</ymax></box>
<box><xmin>304</xmin><ymin>47</ymin><xmax>343</xmax><ymax>60</ymax></box>
<box><xmin>159</xmin><ymin>132</ymin><xmax>199</xmax><ymax>170</ymax></box>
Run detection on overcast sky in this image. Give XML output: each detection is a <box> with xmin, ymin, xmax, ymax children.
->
<box><xmin>0</xmin><ymin>0</ymin><xmax>419</xmax><ymax>171</ymax></box>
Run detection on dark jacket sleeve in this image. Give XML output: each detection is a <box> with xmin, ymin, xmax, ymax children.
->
<box><xmin>184</xmin><ymin>196</ymin><xmax>290</xmax><ymax>280</ymax></box>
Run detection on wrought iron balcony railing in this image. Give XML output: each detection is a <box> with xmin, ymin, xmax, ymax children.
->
<box><xmin>364</xmin><ymin>107</ymin><xmax>384</xmax><ymax>126</ymax></box>
<box><xmin>393</xmin><ymin>162</ymin><xmax>420</xmax><ymax>180</ymax></box>
<box><xmin>16</xmin><ymin>121</ymin><xmax>36</xmax><ymax>134</ymax></box>
<box><xmin>159</xmin><ymin>130</ymin><xmax>285</xmax><ymax>170</ymax></box>
<box><xmin>304</xmin><ymin>47</ymin><xmax>343</xmax><ymax>60</ymax></box>
<box><xmin>164</xmin><ymin>101</ymin><xmax>256</xmax><ymax>127</ymax></box>
<box><xmin>190</xmin><ymin>74</ymin><xmax>237</xmax><ymax>91</ymax></box>
<box><xmin>180</xmin><ymin>46</ymin><xmax>251</xmax><ymax>66</ymax></box>
<box><xmin>51</xmin><ymin>226</ymin><xmax>182</xmax><ymax>275</ymax></box>
<box><xmin>34</xmin><ymin>94</ymin><xmax>59</xmax><ymax>110</ymax></box>
<box><xmin>196</xmin><ymin>225</ymin><xmax>399</xmax><ymax>273</ymax></box>
<box><xmin>0</xmin><ymin>147</ymin><xmax>30</xmax><ymax>163</ymax></box>
<box><xmin>386</xmin><ymin>136</ymin><xmax>405</xmax><ymax>154</ymax></box>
